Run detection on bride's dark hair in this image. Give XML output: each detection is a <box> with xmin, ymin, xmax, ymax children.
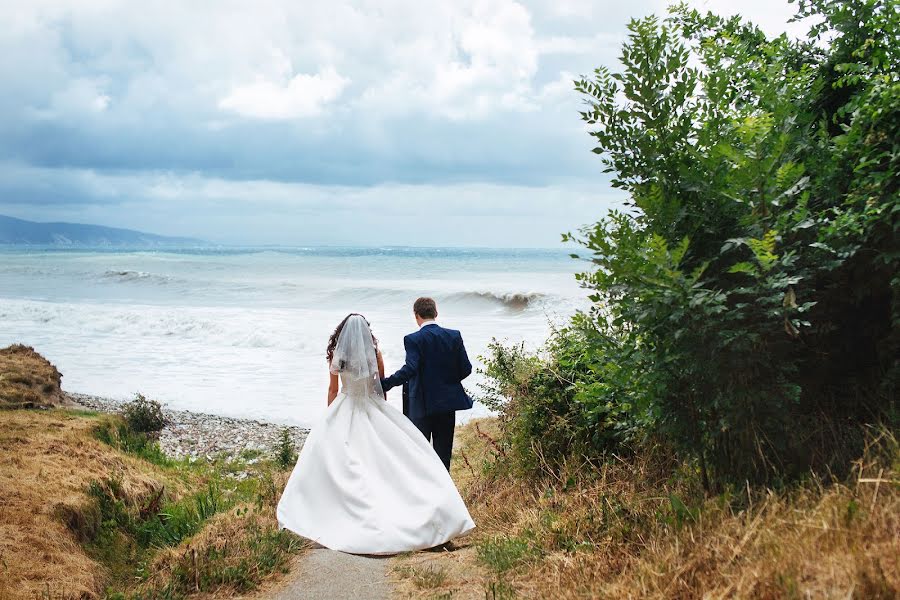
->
<box><xmin>326</xmin><ymin>313</ymin><xmax>379</xmax><ymax>364</ymax></box>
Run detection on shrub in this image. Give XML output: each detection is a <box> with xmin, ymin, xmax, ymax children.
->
<box><xmin>479</xmin><ymin>316</ymin><xmax>650</xmax><ymax>476</ymax></box>
<box><xmin>121</xmin><ymin>393</ymin><xmax>167</xmax><ymax>435</ymax></box>
<box><xmin>274</xmin><ymin>428</ymin><xmax>298</xmax><ymax>470</ymax></box>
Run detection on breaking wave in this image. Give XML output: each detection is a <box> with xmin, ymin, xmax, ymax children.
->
<box><xmin>447</xmin><ymin>291</ymin><xmax>546</xmax><ymax>310</ymax></box>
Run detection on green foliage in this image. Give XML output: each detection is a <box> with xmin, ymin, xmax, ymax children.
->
<box><xmin>134</xmin><ymin>483</ymin><xmax>225</xmax><ymax>549</ymax></box>
<box><xmin>273</xmin><ymin>428</ymin><xmax>298</xmax><ymax>470</ymax></box>
<box><xmin>562</xmin><ymin>0</ymin><xmax>898</xmax><ymax>488</ymax></box>
<box><xmin>476</xmin><ymin>534</ymin><xmax>542</xmax><ymax>573</ymax></box>
<box><xmin>479</xmin><ymin>316</ymin><xmax>651</xmax><ymax>476</ymax></box>
<box><xmin>484</xmin><ymin>579</ymin><xmax>518</xmax><ymax>600</ymax></box>
<box><xmin>104</xmin><ymin>516</ymin><xmax>301</xmax><ymax>600</ymax></box>
<box><xmin>121</xmin><ymin>393</ymin><xmax>167</xmax><ymax>435</ymax></box>
<box><xmin>93</xmin><ymin>417</ymin><xmax>173</xmax><ymax>467</ymax></box>
<box><xmin>85</xmin><ymin>457</ymin><xmax>301</xmax><ymax>599</ymax></box>
<box><xmin>87</xmin><ymin>478</ymin><xmax>227</xmax><ymax>553</ymax></box>
<box><xmin>482</xmin><ymin>0</ymin><xmax>897</xmax><ymax>492</ymax></box>
<box><xmin>85</xmin><ymin>410</ymin><xmax>303</xmax><ymax>599</ymax></box>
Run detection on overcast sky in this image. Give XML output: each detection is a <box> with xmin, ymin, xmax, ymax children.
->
<box><xmin>0</xmin><ymin>0</ymin><xmax>805</xmax><ymax>246</ymax></box>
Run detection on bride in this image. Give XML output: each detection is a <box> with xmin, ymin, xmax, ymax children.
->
<box><xmin>277</xmin><ymin>313</ymin><xmax>475</xmax><ymax>554</ymax></box>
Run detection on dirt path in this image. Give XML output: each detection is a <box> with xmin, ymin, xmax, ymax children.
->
<box><xmin>269</xmin><ymin>548</ymin><xmax>394</xmax><ymax>600</ymax></box>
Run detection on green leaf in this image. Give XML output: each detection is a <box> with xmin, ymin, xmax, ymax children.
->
<box><xmin>728</xmin><ymin>262</ymin><xmax>759</xmax><ymax>276</ymax></box>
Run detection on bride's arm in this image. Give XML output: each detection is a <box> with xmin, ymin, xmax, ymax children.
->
<box><xmin>376</xmin><ymin>350</ymin><xmax>386</xmax><ymax>400</ymax></box>
<box><xmin>327</xmin><ymin>372</ymin><xmax>339</xmax><ymax>406</ymax></box>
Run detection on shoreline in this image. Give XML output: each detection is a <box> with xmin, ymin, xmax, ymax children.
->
<box><xmin>68</xmin><ymin>392</ymin><xmax>309</xmax><ymax>461</ymax></box>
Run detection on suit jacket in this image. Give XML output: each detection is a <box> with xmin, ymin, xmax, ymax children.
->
<box><xmin>382</xmin><ymin>323</ymin><xmax>473</xmax><ymax>420</ymax></box>
<box><xmin>402</xmin><ymin>383</ymin><xmax>409</xmax><ymax>416</ymax></box>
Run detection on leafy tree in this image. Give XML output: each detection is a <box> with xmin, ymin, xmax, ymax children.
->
<box><xmin>560</xmin><ymin>0</ymin><xmax>898</xmax><ymax>488</ymax></box>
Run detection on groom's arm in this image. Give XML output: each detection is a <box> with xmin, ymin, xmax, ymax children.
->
<box><xmin>381</xmin><ymin>335</ymin><xmax>421</xmax><ymax>392</ymax></box>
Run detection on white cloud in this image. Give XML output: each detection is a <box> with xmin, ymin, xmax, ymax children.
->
<box><xmin>536</xmin><ymin>33</ymin><xmax>619</xmax><ymax>55</ymax></box>
<box><xmin>0</xmin><ymin>0</ymin><xmax>808</xmax><ymax>246</ymax></box>
<box><xmin>219</xmin><ymin>66</ymin><xmax>349</xmax><ymax>120</ymax></box>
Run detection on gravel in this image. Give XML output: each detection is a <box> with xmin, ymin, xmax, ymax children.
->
<box><xmin>68</xmin><ymin>392</ymin><xmax>309</xmax><ymax>462</ymax></box>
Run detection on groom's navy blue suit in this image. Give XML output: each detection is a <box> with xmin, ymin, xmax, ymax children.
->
<box><xmin>381</xmin><ymin>322</ymin><xmax>473</xmax><ymax>470</ymax></box>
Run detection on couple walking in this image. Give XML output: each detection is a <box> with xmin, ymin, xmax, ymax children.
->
<box><xmin>276</xmin><ymin>297</ymin><xmax>476</xmax><ymax>554</ymax></box>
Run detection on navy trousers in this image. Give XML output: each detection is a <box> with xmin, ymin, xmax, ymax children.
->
<box><xmin>411</xmin><ymin>411</ymin><xmax>455</xmax><ymax>471</ymax></box>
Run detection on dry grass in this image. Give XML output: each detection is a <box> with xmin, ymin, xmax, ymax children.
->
<box><xmin>391</xmin><ymin>542</ymin><xmax>485</xmax><ymax>600</ymax></box>
<box><xmin>0</xmin><ymin>346</ymin><xmax>305</xmax><ymax>600</ymax></box>
<box><xmin>141</xmin><ymin>498</ymin><xmax>307</xmax><ymax>599</ymax></box>
<box><xmin>0</xmin><ymin>409</ymin><xmax>181</xmax><ymax>599</ymax></box>
<box><xmin>0</xmin><ymin>406</ymin><xmax>304</xmax><ymax>600</ymax></box>
<box><xmin>393</xmin><ymin>421</ymin><xmax>899</xmax><ymax>599</ymax></box>
<box><xmin>0</xmin><ymin>344</ymin><xmax>64</xmax><ymax>408</ymax></box>
<box><xmin>390</xmin><ymin>419</ymin><xmax>499</xmax><ymax>599</ymax></box>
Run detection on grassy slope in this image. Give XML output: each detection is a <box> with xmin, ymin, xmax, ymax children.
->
<box><xmin>1</xmin><ymin>407</ymin><xmax>308</xmax><ymax>600</ymax></box>
<box><xmin>0</xmin><ymin>409</ymin><xmax>185</xmax><ymax>598</ymax></box>
<box><xmin>391</xmin><ymin>420</ymin><xmax>899</xmax><ymax>599</ymax></box>
<box><xmin>0</xmin><ymin>344</ymin><xmax>308</xmax><ymax>599</ymax></box>
<box><xmin>0</xmin><ymin>344</ymin><xmax>64</xmax><ymax>408</ymax></box>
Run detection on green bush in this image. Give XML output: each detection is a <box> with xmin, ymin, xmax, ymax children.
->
<box><xmin>565</xmin><ymin>0</ymin><xmax>898</xmax><ymax>488</ymax></box>
<box><xmin>480</xmin><ymin>0</ymin><xmax>897</xmax><ymax>491</ymax></box>
<box><xmin>479</xmin><ymin>316</ymin><xmax>650</xmax><ymax>475</ymax></box>
<box><xmin>122</xmin><ymin>393</ymin><xmax>167</xmax><ymax>435</ymax></box>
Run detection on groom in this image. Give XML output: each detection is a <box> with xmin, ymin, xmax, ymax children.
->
<box><xmin>381</xmin><ymin>297</ymin><xmax>473</xmax><ymax>470</ymax></box>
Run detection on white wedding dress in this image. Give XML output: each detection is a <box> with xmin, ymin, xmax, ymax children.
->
<box><xmin>276</xmin><ymin>315</ymin><xmax>475</xmax><ymax>555</ymax></box>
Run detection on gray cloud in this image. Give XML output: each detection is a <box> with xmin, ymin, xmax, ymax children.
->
<box><xmin>0</xmin><ymin>0</ymin><xmax>802</xmax><ymax>246</ymax></box>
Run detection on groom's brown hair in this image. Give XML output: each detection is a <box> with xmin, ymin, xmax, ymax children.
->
<box><xmin>414</xmin><ymin>297</ymin><xmax>438</xmax><ymax>320</ymax></box>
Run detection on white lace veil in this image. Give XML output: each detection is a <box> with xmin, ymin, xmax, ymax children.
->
<box><xmin>329</xmin><ymin>314</ymin><xmax>384</xmax><ymax>397</ymax></box>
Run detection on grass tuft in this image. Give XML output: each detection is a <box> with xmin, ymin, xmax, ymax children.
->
<box><xmin>394</xmin><ymin>564</ymin><xmax>449</xmax><ymax>589</ymax></box>
<box><xmin>93</xmin><ymin>416</ymin><xmax>174</xmax><ymax>467</ymax></box>
<box><xmin>476</xmin><ymin>535</ymin><xmax>540</xmax><ymax>573</ymax></box>
<box><xmin>1</xmin><ymin>406</ymin><xmax>306</xmax><ymax>600</ymax></box>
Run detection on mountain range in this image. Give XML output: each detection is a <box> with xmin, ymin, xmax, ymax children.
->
<box><xmin>0</xmin><ymin>215</ymin><xmax>206</xmax><ymax>247</ymax></box>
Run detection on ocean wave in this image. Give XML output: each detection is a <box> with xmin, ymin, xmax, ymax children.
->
<box><xmin>102</xmin><ymin>270</ymin><xmax>173</xmax><ymax>285</ymax></box>
<box><xmin>0</xmin><ymin>299</ymin><xmax>313</xmax><ymax>351</ymax></box>
<box><xmin>447</xmin><ymin>291</ymin><xmax>546</xmax><ymax>310</ymax></box>
<box><xmin>308</xmin><ymin>286</ymin><xmax>550</xmax><ymax>311</ymax></box>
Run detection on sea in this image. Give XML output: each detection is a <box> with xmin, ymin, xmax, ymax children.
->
<box><xmin>0</xmin><ymin>247</ymin><xmax>588</xmax><ymax>426</ymax></box>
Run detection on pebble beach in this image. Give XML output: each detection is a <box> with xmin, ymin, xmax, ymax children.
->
<box><xmin>68</xmin><ymin>392</ymin><xmax>309</xmax><ymax>461</ymax></box>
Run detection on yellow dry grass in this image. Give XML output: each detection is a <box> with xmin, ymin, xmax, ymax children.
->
<box><xmin>0</xmin><ymin>409</ymin><xmax>180</xmax><ymax>600</ymax></box>
<box><xmin>390</xmin><ymin>419</ymin><xmax>498</xmax><ymax>599</ymax></box>
<box><xmin>0</xmin><ymin>345</ymin><xmax>64</xmax><ymax>408</ymax></box>
<box><xmin>392</xmin><ymin>420</ymin><xmax>899</xmax><ymax>600</ymax></box>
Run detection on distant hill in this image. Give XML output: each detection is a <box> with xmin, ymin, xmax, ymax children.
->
<box><xmin>0</xmin><ymin>215</ymin><xmax>206</xmax><ymax>247</ymax></box>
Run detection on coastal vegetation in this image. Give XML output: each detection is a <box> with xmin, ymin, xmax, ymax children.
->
<box><xmin>391</xmin><ymin>421</ymin><xmax>897</xmax><ymax>598</ymax></box>
<box><xmin>0</xmin><ymin>353</ymin><xmax>307</xmax><ymax>600</ymax></box>
<box><xmin>392</xmin><ymin>0</ymin><xmax>899</xmax><ymax>597</ymax></box>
